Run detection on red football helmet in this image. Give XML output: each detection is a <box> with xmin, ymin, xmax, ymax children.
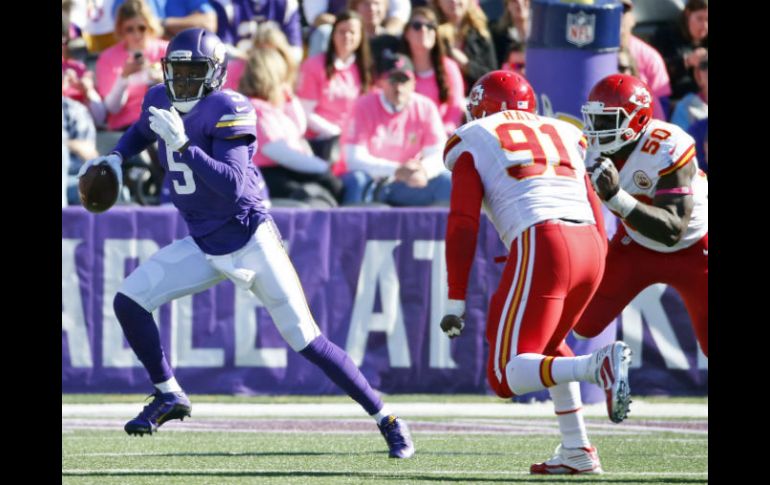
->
<box><xmin>581</xmin><ymin>74</ymin><xmax>654</xmax><ymax>154</ymax></box>
<box><xmin>467</xmin><ymin>70</ymin><xmax>537</xmax><ymax>120</ymax></box>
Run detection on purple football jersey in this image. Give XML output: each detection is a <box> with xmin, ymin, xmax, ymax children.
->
<box><xmin>119</xmin><ymin>84</ymin><xmax>269</xmax><ymax>255</ymax></box>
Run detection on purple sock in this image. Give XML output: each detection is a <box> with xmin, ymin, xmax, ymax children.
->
<box><xmin>300</xmin><ymin>335</ymin><xmax>383</xmax><ymax>415</ymax></box>
<box><xmin>113</xmin><ymin>292</ymin><xmax>174</xmax><ymax>385</ymax></box>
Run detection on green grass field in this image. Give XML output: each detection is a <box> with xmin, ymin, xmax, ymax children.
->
<box><xmin>62</xmin><ymin>395</ymin><xmax>707</xmax><ymax>484</ymax></box>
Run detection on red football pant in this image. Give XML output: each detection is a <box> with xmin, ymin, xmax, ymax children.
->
<box><xmin>486</xmin><ymin>221</ymin><xmax>606</xmax><ymax>398</ymax></box>
<box><xmin>574</xmin><ymin>225</ymin><xmax>708</xmax><ymax>357</ymax></box>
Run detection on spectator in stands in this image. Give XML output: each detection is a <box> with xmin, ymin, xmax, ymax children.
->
<box><xmin>671</xmin><ymin>55</ymin><xmax>707</xmax><ymax>132</ymax></box>
<box><xmin>223</xmin><ymin>21</ymin><xmax>298</xmax><ymax>91</ymax></box>
<box><xmin>112</xmin><ymin>0</ymin><xmax>217</xmax><ymax>37</ymax></box>
<box><xmin>308</xmin><ymin>0</ymin><xmax>410</xmax><ymax>56</ymax></box>
<box><xmin>651</xmin><ymin>0</ymin><xmax>707</xmax><ymax>101</ymax></box>
<box><xmin>210</xmin><ymin>0</ymin><xmax>303</xmax><ymax>62</ymax></box>
<box><xmin>501</xmin><ymin>43</ymin><xmax>526</xmax><ymax>76</ymax></box>
<box><xmin>620</xmin><ymin>0</ymin><xmax>671</xmax><ymax>120</ymax></box>
<box><xmin>432</xmin><ymin>0</ymin><xmax>497</xmax><ymax>94</ymax></box>
<box><xmin>96</xmin><ymin>0</ymin><xmax>168</xmax><ymax>131</ymax></box>
<box><xmin>304</xmin><ymin>0</ymin><xmax>349</xmax><ymax>57</ymax></box>
<box><xmin>402</xmin><ymin>6</ymin><xmax>465</xmax><ymax>134</ymax></box>
<box><xmin>62</xmin><ymin>95</ymin><xmax>100</xmax><ymax>206</ymax></box>
<box><xmin>341</xmin><ymin>50</ymin><xmax>450</xmax><ymax>207</ymax></box>
<box><xmin>63</xmin><ymin>112</ymin><xmax>69</xmax><ymax>208</ymax></box>
<box><xmin>688</xmin><ymin>118</ymin><xmax>708</xmax><ymax>174</ymax></box>
<box><xmin>296</xmin><ymin>11</ymin><xmax>372</xmax><ymax>169</ymax></box>
<box><xmin>349</xmin><ymin>0</ymin><xmax>401</xmax><ymax>61</ymax></box>
<box><xmin>63</xmin><ymin>10</ymin><xmax>107</xmax><ymax>126</ymax></box>
<box><xmin>240</xmin><ymin>47</ymin><xmax>343</xmax><ymax>208</ymax></box>
<box><xmin>350</xmin><ymin>0</ymin><xmax>410</xmax><ymax>37</ymax></box>
<box><xmin>617</xmin><ymin>47</ymin><xmax>635</xmax><ymax>76</ymax></box>
<box><xmin>78</xmin><ymin>0</ymin><xmax>122</xmax><ymax>54</ymax></box>
<box><xmin>491</xmin><ymin>0</ymin><xmax>530</xmax><ymax>71</ymax></box>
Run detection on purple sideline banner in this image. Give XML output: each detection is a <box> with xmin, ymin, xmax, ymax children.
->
<box><xmin>62</xmin><ymin>207</ymin><xmax>706</xmax><ymax>398</ymax></box>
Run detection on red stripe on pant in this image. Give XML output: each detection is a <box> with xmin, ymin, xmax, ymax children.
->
<box><xmin>485</xmin><ymin>222</ymin><xmax>606</xmax><ymax>397</ymax></box>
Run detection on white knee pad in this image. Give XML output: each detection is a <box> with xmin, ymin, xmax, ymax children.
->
<box><xmin>265</xmin><ymin>297</ymin><xmax>321</xmax><ymax>352</ymax></box>
<box><xmin>119</xmin><ymin>259</ymin><xmax>167</xmax><ymax>312</ymax></box>
<box><xmin>119</xmin><ymin>237</ymin><xmax>223</xmax><ymax>313</ymax></box>
<box><xmin>505</xmin><ymin>353</ymin><xmax>548</xmax><ymax>395</ymax></box>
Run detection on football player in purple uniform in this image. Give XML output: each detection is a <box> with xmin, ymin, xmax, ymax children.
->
<box><xmin>78</xmin><ymin>28</ymin><xmax>414</xmax><ymax>459</ymax></box>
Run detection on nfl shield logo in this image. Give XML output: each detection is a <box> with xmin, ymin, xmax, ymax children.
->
<box><xmin>566</xmin><ymin>11</ymin><xmax>595</xmax><ymax>47</ymax></box>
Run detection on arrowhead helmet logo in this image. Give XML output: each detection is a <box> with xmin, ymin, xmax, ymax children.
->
<box><xmin>469</xmin><ymin>84</ymin><xmax>484</xmax><ymax>108</ymax></box>
<box><xmin>629</xmin><ymin>86</ymin><xmax>652</xmax><ymax>107</ymax></box>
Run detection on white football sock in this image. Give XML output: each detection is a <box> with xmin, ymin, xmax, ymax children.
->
<box><xmin>549</xmin><ymin>382</ymin><xmax>590</xmax><ymax>449</ymax></box>
<box><xmin>372</xmin><ymin>407</ymin><xmax>394</xmax><ymax>424</ymax></box>
<box><xmin>154</xmin><ymin>376</ymin><xmax>183</xmax><ymax>394</ymax></box>
<box><xmin>507</xmin><ymin>353</ymin><xmax>597</xmax><ymax>396</ymax></box>
<box><xmin>551</xmin><ymin>354</ymin><xmax>594</xmax><ymax>384</ymax></box>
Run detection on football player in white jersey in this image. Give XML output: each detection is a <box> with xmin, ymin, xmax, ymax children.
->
<box><xmin>440</xmin><ymin>70</ymin><xmax>633</xmax><ymax>475</ymax></box>
<box><xmin>576</xmin><ymin>73</ymin><xmax>708</xmax><ymax>358</ymax></box>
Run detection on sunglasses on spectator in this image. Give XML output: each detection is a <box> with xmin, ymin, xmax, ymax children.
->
<box><xmin>409</xmin><ymin>20</ymin><xmax>437</xmax><ymax>31</ymax></box>
<box><xmin>698</xmin><ymin>60</ymin><xmax>708</xmax><ymax>70</ymax></box>
<box><xmin>125</xmin><ymin>24</ymin><xmax>148</xmax><ymax>34</ymax></box>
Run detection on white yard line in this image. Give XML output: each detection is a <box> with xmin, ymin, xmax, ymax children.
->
<box><xmin>62</xmin><ymin>401</ymin><xmax>707</xmax><ymax>419</ymax></box>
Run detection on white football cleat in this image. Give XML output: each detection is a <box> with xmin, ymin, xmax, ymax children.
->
<box><xmin>530</xmin><ymin>444</ymin><xmax>603</xmax><ymax>475</ymax></box>
<box><xmin>590</xmin><ymin>341</ymin><xmax>632</xmax><ymax>423</ymax></box>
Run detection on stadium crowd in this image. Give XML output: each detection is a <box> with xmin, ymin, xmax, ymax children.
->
<box><xmin>62</xmin><ymin>0</ymin><xmax>708</xmax><ymax>208</ymax></box>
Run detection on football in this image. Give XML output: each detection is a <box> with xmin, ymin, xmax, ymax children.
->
<box><xmin>78</xmin><ymin>162</ymin><xmax>120</xmax><ymax>213</ymax></box>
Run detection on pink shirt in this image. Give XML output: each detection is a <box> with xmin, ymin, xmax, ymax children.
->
<box><xmin>346</xmin><ymin>91</ymin><xmax>445</xmax><ymax>164</ymax></box>
<box><xmin>223</xmin><ymin>58</ymin><xmax>246</xmax><ymax>91</ymax></box>
<box><xmin>296</xmin><ymin>53</ymin><xmax>362</xmax><ymax>139</ymax></box>
<box><xmin>62</xmin><ymin>57</ymin><xmax>87</xmax><ymax>104</ymax></box>
<box><xmin>414</xmin><ymin>56</ymin><xmax>466</xmax><ymax>135</ymax></box>
<box><xmin>95</xmin><ymin>38</ymin><xmax>169</xmax><ymax>130</ymax></box>
<box><xmin>250</xmin><ymin>96</ymin><xmax>311</xmax><ymax>168</ymax></box>
<box><xmin>629</xmin><ymin>35</ymin><xmax>672</xmax><ymax>120</ymax></box>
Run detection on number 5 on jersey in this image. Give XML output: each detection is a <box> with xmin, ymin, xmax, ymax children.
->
<box><xmin>166</xmin><ymin>146</ymin><xmax>197</xmax><ymax>195</ymax></box>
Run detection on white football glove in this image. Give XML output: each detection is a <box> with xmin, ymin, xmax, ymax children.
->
<box><xmin>148</xmin><ymin>106</ymin><xmax>189</xmax><ymax>151</ymax></box>
<box><xmin>440</xmin><ymin>299</ymin><xmax>466</xmax><ymax>339</ymax></box>
<box><xmin>77</xmin><ymin>152</ymin><xmax>123</xmax><ymax>187</ymax></box>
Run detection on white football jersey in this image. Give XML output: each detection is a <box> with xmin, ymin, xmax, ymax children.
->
<box><xmin>445</xmin><ymin>110</ymin><xmax>595</xmax><ymax>249</ymax></box>
<box><xmin>586</xmin><ymin>119</ymin><xmax>708</xmax><ymax>253</ymax></box>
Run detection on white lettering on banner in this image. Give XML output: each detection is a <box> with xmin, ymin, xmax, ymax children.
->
<box><xmin>621</xmin><ymin>284</ymin><xmax>690</xmax><ymax>370</ymax></box>
<box><xmin>170</xmin><ymin>295</ymin><xmax>225</xmax><ymax>367</ymax></box>
<box><xmin>346</xmin><ymin>241</ymin><xmax>411</xmax><ymax>367</ymax></box>
<box><xmin>103</xmin><ymin>239</ymin><xmax>161</xmax><ymax>368</ymax></box>
<box><xmin>234</xmin><ymin>288</ymin><xmax>288</xmax><ymax>367</ymax></box>
<box><xmin>62</xmin><ymin>239</ymin><xmax>93</xmax><ymax>367</ymax></box>
<box><xmin>413</xmin><ymin>240</ymin><xmax>458</xmax><ymax>369</ymax></box>
<box><xmin>697</xmin><ymin>346</ymin><xmax>708</xmax><ymax>370</ymax></box>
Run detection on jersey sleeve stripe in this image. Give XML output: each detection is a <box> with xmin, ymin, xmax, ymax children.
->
<box><xmin>443</xmin><ymin>134</ymin><xmax>462</xmax><ymax>159</ymax></box>
<box><xmin>216</xmin><ymin>119</ymin><xmax>257</xmax><ymax>128</ymax></box>
<box><xmin>658</xmin><ymin>144</ymin><xmax>695</xmax><ymax>176</ymax></box>
<box><xmin>578</xmin><ymin>136</ymin><xmax>587</xmax><ymax>150</ymax></box>
<box><xmin>219</xmin><ymin>113</ymin><xmax>256</xmax><ymax>122</ymax></box>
